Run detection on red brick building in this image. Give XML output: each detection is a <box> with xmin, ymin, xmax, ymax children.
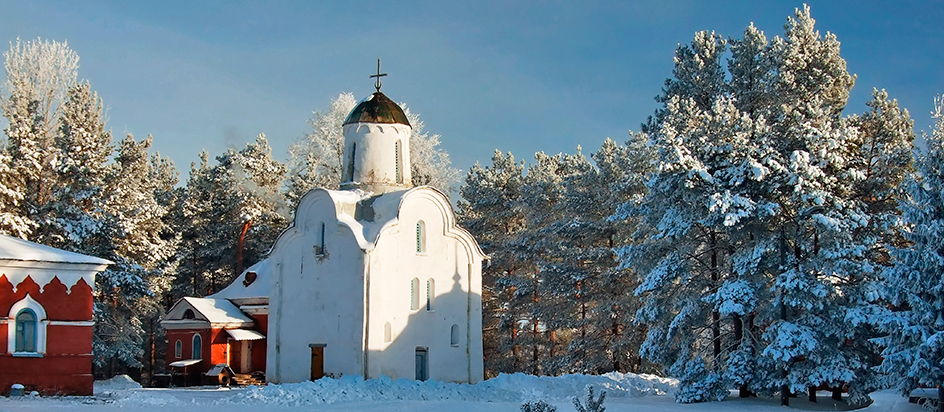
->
<box><xmin>0</xmin><ymin>235</ymin><xmax>111</xmax><ymax>396</ymax></box>
<box><xmin>162</xmin><ymin>260</ymin><xmax>268</xmax><ymax>385</ymax></box>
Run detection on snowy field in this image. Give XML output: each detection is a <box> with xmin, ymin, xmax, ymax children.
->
<box><xmin>0</xmin><ymin>373</ymin><xmax>926</xmax><ymax>412</ymax></box>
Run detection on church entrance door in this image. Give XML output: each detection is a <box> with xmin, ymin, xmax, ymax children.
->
<box><xmin>309</xmin><ymin>343</ymin><xmax>326</xmax><ymax>380</ymax></box>
<box><xmin>415</xmin><ymin>347</ymin><xmax>428</xmax><ymax>381</ymax></box>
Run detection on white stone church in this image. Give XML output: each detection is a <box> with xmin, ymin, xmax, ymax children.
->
<box><xmin>260</xmin><ymin>81</ymin><xmax>485</xmax><ymax>383</ymax></box>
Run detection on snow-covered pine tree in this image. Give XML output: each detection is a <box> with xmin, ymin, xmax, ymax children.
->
<box><xmin>285</xmin><ymin>93</ymin><xmax>460</xmax><ymax>206</ymax></box>
<box><xmin>1</xmin><ymin>38</ymin><xmax>79</xmax><ymax>237</ymax></box>
<box><xmin>506</xmin><ymin>150</ymin><xmax>591</xmax><ymax>375</ymax></box>
<box><xmin>171</xmin><ymin>135</ymin><xmax>287</xmax><ymax>299</ymax></box>
<box><xmin>93</xmin><ymin>134</ymin><xmax>179</xmax><ymax>375</ymax></box>
<box><xmin>0</xmin><ymin>150</ymin><xmax>29</xmax><ymax>237</ymax></box>
<box><xmin>540</xmin><ymin>137</ymin><xmax>654</xmax><ymax>375</ymax></box>
<box><xmin>874</xmin><ymin>95</ymin><xmax>944</xmax><ymax>397</ymax></box>
<box><xmin>41</xmin><ymin>82</ymin><xmax>113</xmax><ymax>249</ymax></box>
<box><xmin>285</xmin><ymin>93</ymin><xmax>356</xmax><ymax>205</ymax></box>
<box><xmin>458</xmin><ymin>150</ymin><xmax>527</xmax><ymax>375</ymax></box>
<box><xmin>622</xmin><ymin>29</ymin><xmax>780</xmax><ymax>402</ymax></box>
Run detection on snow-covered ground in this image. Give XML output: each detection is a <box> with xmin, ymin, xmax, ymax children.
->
<box><xmin>0</xmin><ymin>373</ymin><xmax>926</xmax><ymax>412</ymax></box>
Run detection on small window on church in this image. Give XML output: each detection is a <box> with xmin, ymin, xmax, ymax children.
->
<box><xmin>426</xmin><ymin>278</ymin><xmax>435</xmax><ymax>311</ymax></box>
<box><xmin>314</xmin><ymin>222</ymin><xmax>326</xmax><ymax>256</ymax></box>
<box><xmin>384</xmin><ymin>322</ymin><xmax>392</xmax><ymax>343</ymax></box>
<box><xmin>416</xmin><ymin>221</ymin><xmax>426</xmax><ymax>254</ymax></box>
<box><xmin>347</xmin><ymin>142</ymin><xmax>356</xmax><ymax>181</ymax></box>
<box><xmin>411</xmin><ymin>278</ymin><xmax>420</xmax><ymax>310</ymax></box>
<box><xmin>395</xmin><ymin>140</ymin><xmax>403</xmax><ymax>184</ymax></box>
<box><xmin>450</xmin><ymin>324</ymin><xmax>460</xmax><ymax>347</ymax></box>
<box><xmin>175</xmin><ymin>340</ymin><xmax>182</xmax><ymax>358</ymax></box>
<box><xmin>183</xmin><ymin>309</ymin><xmax>195</xmax><ymax>319</ymax></box>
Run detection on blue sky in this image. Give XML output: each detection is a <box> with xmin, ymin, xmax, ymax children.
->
<box><xmin>1</xmin><ymin>1</ymin><xmax>942</xmax><ymax>176</ymax></box>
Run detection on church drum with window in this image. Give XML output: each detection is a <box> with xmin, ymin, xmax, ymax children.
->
<box><xmin>0</xmin><ymin>235</ymin><xmax>111</xmax><ymax>396</ymax></box>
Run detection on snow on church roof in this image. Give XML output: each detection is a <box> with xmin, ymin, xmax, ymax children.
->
<box><xmin>208</xmin><ymin>259</ymin><xmax>270</xmax><ymax>301</ymax></box>
<box><xmin>328</xmin><ymin>188</ymin><xmax>408</xmax><ymax>251</ymax></box>
<box><xmin>0</xmin><ymin>234</ymin><xmax>112</xmax><ymax>266</ymax></box>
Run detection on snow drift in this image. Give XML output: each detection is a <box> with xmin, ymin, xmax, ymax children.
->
<box><xmin>228</xmin><ymin>372</ymin><xmax>677</xmax><ymax>406</ymax></box>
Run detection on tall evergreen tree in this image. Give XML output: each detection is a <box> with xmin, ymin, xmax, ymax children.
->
<box><xmin>172</xmin><ymin>135</ymin><xmax>286</xmax><ymax>299</ymax></box>
<box><xmin>458</xmin><ymin>150</ymin><xmax>527</xmax><ymax>376</ymax></box>
<box><xmin>1</xmin><ymin>38</ymin><xmax>79</xmax><ymax>236</ymax></box>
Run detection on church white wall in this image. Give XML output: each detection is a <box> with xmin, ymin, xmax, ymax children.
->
<box><xmin>365</xmin><ymin>189</ymin><xmax>484</xmax><ymax>383</ymax></box>
<box><xmin>342</xmin><ymin>123</ymin><xmax>412</xmax><ymax>193</ymax></box>
<box><xmin>267</xmin><ymin>191</ymin><xmax>367</xmax><ymax>383</ymax></box>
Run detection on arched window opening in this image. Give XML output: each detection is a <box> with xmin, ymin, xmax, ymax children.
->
<box><xmin>314</xmin><ymin>222</ymin><xmax>326</xmax><ymax>256</ymax></box>
<box><xmin>450</xmin><ymin>324</ymin><xmax>460</xmax><ymax>347</ymax></box>
<box><xmin>395</xmin><ymin>140</ymin><xmax>403</xmax><ymax>184</ymax></box>
<box><xmin>15</xmin><ymin>309</ymin><xmax>37</xmax><ymax>352</ymax></box>
<box><xmin>426</xmin><ymin>278</ymin><xmax>435</xmax><ymax>311</ymax></box>
<box><xmin>416</xmin><ymin>221</ymin><xmax>426</xmax><ymax>254</ymax></box>
<box><xmin>175</xmin><ymin>340</ymin><xmax>182</xmax><ymax>358</ymax></box>
<box><xmin>192</xmin><ymin>333</ymin><xmax>203</xmax><ymax>359</ymax></box>
<box><xmin>183</xmin><ymin>309</ymin><xmax>195</xmax><ymax>319</ymax></box>
<box><xmin>8</xmin><ymin>295</ymin><xmax>47</xmax><ymax>355</ymax></box>
<box><xmin>410</xmin><ymin>278</ymin><xmax>420</xmax><ymax>310</ymax></box>
<box><xmin>384</xmin><ymin>322</ymin><xmax>392</xmax><ymax>343</ymax></box>
<box><xmin>347</xmin><ymin>142</ymin><xmax>356</xmax><ymax>181</ymax></box>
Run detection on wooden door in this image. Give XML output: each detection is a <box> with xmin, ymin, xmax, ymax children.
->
<box><xmin>310</xmin><ymin>345</ymin><xmax>324</xmax><ymax>380</ymax></box>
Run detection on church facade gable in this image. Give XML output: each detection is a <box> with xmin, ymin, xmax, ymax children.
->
<box><xmin>365</xmin><ymin>187</ymin><xmax>484</xmax><ymax>383</ymax></box>
<box><xmin>267</xmin><ymin>189</ymin><xmax>370</xmax><ymax>383</ymax></box>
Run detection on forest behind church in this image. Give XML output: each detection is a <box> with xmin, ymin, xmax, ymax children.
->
<box><xmin>2</xmin><ymin>5</ymin><xmax>944</xmax><ymax>405</ymax></box>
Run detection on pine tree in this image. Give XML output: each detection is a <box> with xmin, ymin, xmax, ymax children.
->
<box><xmin>458</xmin><ymin>150</ymin><xmax>527</xmax><ymax>376</ymax></box>
<box><xmin>1</xmin><ymin>38</ymin><xmax>79</xmax><ymax>236</ymax></box>
<box><xmin>41</xmin><ymin>82</ymin><xmax>113</xmax><ymax>249</ymax></box>
<box><xmin>875</xmin><ymin>95</ymin><xmax>944</xmax><ymax>397</ymax></box>
<box><xmin>172</xmin><ymin>136</ymin><xmax>286</xmax><ymax>299</ymax></box>
<box><xmin>93</xmin><ymin>134</ymin><xmax>179</xmax><ymax>375</ymax></box>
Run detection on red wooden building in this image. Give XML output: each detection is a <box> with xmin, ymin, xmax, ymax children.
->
<box><xmin>0</xmin><ymin>235</ymin><xmax>111</xmax><ymax>396</ymax></box>
<box><xmin>162</xmin><ymin>260</ymin><xmax>268</xmax><ymax>385</ymax></box>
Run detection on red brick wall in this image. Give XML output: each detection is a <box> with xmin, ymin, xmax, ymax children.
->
<box><xmin>0</xmin><ymin>275</ymin><xmax>93</xmax><ymax>320</ymax></box>
<box><xmin>0</xmin><ymin>275</ymin><xmax>95</xmax><ymax>396</ymax></box>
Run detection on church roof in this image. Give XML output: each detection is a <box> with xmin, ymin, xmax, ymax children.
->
<box><xmin>342</xmin><ymin>92</ymin><xmax>410</xmax><ymax>126</ymax></box>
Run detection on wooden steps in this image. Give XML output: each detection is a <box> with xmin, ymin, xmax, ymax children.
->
<box><xmin>232</xmin><ymin>373</ymin><xmax>266</xmax><ymax>386</ymax></box>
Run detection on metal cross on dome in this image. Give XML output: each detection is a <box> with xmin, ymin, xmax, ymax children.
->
<box><xmin>370</xmin><ymin>58</ymin><xmax>387</xmax><ymax>92</ymax></box>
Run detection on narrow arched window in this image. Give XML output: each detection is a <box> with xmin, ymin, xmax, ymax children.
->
<box><xmin>192</xmin><ymin>333</ymin><xmax>203</xmax><ymax>359</ymax></box>
<box><xmin>384</xmin><ymin>322</ymin><xmax>392</xmax><ymax>343</ymax></box>
<box><xmin>426</xmin><ymin>278</ymin><xmax>435</xmax><ymax>311</ymax></box>
<box><xmin>175</xmin><ymin>340</ymin><xmax>182</xmax><ymax>358</ymax></box>
<box><xmin>347</xmin><ymin>142</ymin><xmax>356</xmax><ymax>181</ymax></box>
<box><xmin>314</xmin><ymin>222</ymin><xmax>326</xmax><ymax>256</ymax></box>
<box><xmin>15</xmin><ymin>309</ymin><xmax>37</xmax><ymax>352</ymax></box>
<box><xmin>416</xmin><ymin>221</ymin><xmax>426</xmax><ymax>254</ymax></box>
<box><xmin>395</xmin><ymin>140</ymin><xmax>403</xmax><ymax>184</ymax></box>
<box><xmin>410</xmin><ymin>278</ymin><xmax>420</xmax><ymax>310</ymax></box>
<box><xmin>183</xmin><ymin>309</ymin><xmax>195</xmax><ymax>319</ymax></box>
<box><xmin>450</xmin><ymin>324</ymin><xmax>460</xmax><ymax>347</ymax></box>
